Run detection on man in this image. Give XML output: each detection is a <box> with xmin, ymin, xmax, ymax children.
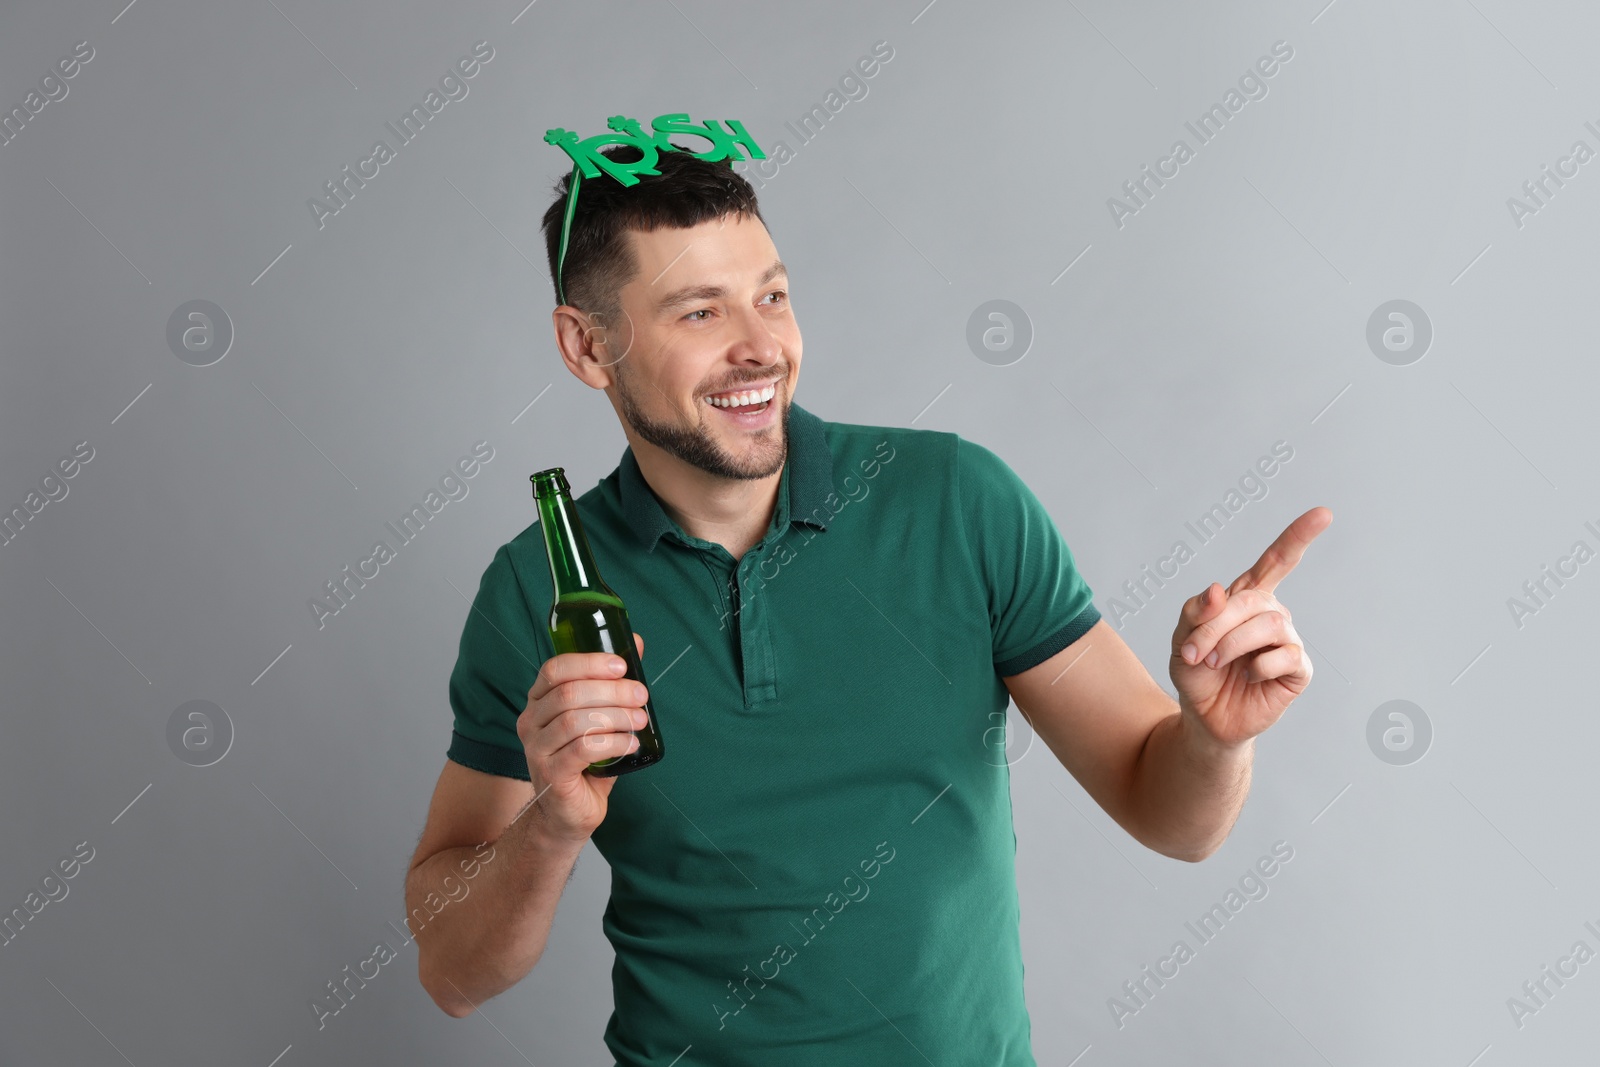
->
<box><xmin>405</xmin><ymin>146</ymin><xmax>1330</xmax><ymax>1064</ymax></box>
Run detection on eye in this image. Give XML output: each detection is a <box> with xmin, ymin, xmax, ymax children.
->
<box><xmin>683</xmin><ymin>308</ymin><xmax>712</xmax><ymax>323</ymax></box>
<box><xmin>763</xmin><ymin>289</ymin><xmax>788</xmax><ymax>306</ymax></box>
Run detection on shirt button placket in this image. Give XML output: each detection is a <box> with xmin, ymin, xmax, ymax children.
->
<box><xmin>736</xmin><ymin>552</ymin><xmax>777</xmax><ymax>708</ymax></box>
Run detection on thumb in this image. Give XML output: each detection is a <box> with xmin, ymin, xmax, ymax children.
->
<box><xmin>633</xmin><ymin>631</ymin><xmax>644</xmax><ymax>658</ymax></box>
<box><xmin>1196</xmin><ymin>582</ymin><xmax>1227</xmax><ymax>622</ymax></box>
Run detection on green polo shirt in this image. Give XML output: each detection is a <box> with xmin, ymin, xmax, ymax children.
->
<box><xmin>446</xmin><ymin>401</ymin><xmax>1099</xmax><ymax>1066</ymax></box>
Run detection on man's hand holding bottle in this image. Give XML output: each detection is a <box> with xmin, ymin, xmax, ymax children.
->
<box><xmin>517</xmin><ymin>633</ymin><xmax>650</xmax><ymax>842</ymax></box>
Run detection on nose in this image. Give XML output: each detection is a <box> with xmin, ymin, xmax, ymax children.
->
<box><xmin>726</xmin><ymin>302</ymin><xmax>782</xmax><ymax>366</ymax></box>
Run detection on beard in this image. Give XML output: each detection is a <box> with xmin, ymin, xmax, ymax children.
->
<box><xmin>615</xmin><ymin>365</ymin><xmax>789</xmax><ymax>481</ymax></box>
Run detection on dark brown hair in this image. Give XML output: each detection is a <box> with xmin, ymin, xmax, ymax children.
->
<box><xmin>540</xmin><ymin>145</ymin><xmax>766</xmax><ymax>327</ymax></box>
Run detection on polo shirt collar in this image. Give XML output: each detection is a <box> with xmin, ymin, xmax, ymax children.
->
<box><xmin>618</xmin><ymin>400</ymin><xmax>834</xmax><ymax>552</ymax></box>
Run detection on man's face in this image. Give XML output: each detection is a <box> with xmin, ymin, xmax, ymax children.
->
<box><xmin>595</xmin><ymin>213</ymin><xmax>800</xmax><ymax>482</ymax></box>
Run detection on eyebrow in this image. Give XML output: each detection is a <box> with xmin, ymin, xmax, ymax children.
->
<box><xmin>654</xmin><ymin>259</ymin><xmax>788</xmax><ymax>315</ymax></box>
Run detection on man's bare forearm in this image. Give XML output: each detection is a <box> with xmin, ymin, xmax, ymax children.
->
<box><xmin>1124</xmin><ymin>700</ymin><xmax>1254</xmax><ymax>862</ymax></box>
<box><xmin>409</xmin><ymin>801</ymin><xmax>587</xmax><ymax>1017</ymax></box>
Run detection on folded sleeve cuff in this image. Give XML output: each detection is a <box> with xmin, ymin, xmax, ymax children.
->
<box><xmin>447</xmin><ymin>729</ymin><xmax>531</xmax><ymax>781</ymax></box>
<box><xmin>994</xmin><ymin>600</ymin><xmax>1101</xmax><ymax>677</ymax></box>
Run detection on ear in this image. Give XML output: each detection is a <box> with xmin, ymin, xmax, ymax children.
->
<box><xmin>552</xmin><ymin>304</ymin><xmax>634</xmax><ymax>388</ymax></box>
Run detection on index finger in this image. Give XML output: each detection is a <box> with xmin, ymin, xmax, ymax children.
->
<box><xmin>528</xmin><ymin>651</ymin><xmax>628</xmax><ymax>703</ymax></box>
<box><xmin>1227</xmin><ymin>506</ymin><xmax>1332</xmax><ymax>596</ymax></box>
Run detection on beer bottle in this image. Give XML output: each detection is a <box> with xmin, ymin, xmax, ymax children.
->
<box><xmin>530</xmin><ymin>467</ymin><xmax>665</xmax><ymax>776</ymax></box>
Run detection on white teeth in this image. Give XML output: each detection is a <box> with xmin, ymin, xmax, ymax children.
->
<box><xmin>707</xmin><ymin>383</ymin><xmax>777</xmax><ymax>408</ymax></box>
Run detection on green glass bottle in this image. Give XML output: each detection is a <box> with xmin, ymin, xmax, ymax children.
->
<box><xmin>530</xmin><ymin>467</ymin><xmax>664</xmax><ymax>777</ymax></box>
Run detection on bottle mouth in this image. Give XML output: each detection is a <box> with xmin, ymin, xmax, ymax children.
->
<box><xmin>530</xmin><ymin>467</ymin><xmax>570</xmax><ymax>496</ymax></box>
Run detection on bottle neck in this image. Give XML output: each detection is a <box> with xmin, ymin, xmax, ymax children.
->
<box><xmin>536</xmin><ymin>489</ymin><xmax>607</xmax><ymax>596</ymax></box>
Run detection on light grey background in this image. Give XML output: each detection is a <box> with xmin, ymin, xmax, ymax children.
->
<box><xmin>2</xmin><ymin>0</ymin><xmax>1596</xmax><ymax>1063</ymax></box>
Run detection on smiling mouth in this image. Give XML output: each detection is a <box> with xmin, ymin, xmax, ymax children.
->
<box><xmin>703</xmin><ymin>380</ymin><xmax>778</xmax><ymax>414</ymax></box>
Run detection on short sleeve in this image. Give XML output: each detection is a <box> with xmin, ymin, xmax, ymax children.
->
<box><xmin>956</xmin><ymin>437</ymin><xmax>1100</xmax><ymax>676</ymax></box>
<box><xmin>445</xmin><ymin>542</ymin><xmax>551</xmax><ymax>780</ymax></box>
